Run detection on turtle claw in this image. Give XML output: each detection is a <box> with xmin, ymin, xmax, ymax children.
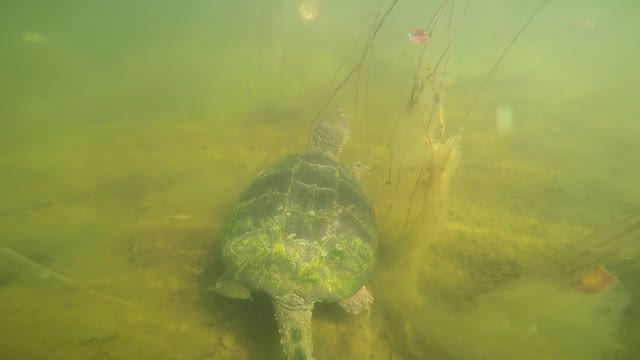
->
<box><xmin>338</xmin><ymin>286</ymin><xmax>373</xmax><ymax>316</ymax></box>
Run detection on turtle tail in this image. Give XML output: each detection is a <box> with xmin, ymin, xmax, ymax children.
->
<box><xmin>273</xmin><ymin>294</ymin><xmax>315</xmax><ymax>360</ymax></box>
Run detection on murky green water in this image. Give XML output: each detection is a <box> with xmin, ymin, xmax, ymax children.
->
<box><xmin>1</xmin><ymin>1</ymin><xmax>639</xmax><ymax>359</ymax></box>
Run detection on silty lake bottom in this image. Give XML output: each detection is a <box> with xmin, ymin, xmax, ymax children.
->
<box><xmin>1</xmin><ymin>0</ymin><xmax>639</xmax><ymax>359</ymax></box>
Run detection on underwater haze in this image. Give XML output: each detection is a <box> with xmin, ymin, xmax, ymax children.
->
<box><xmin>1</xmin><ymin>0</ymin><xmax>639</xmax><ymax>359</ymax></box>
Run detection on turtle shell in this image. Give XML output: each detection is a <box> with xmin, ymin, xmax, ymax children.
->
<box><xmin>222</xmin><ymin>150</ymin><xmax>376</xmax><ymax>302</ymax></box>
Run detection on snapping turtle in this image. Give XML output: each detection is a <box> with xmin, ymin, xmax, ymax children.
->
<box><xmin>215</xmin><ymin>109</ymin><xmax>377</xmax><ymax>359</ymax></box>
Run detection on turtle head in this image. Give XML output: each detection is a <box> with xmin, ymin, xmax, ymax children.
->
<box><xmin>311</xmin><ymin>109</ymin><xmax>349</xmax><ymax>157</ymax></box>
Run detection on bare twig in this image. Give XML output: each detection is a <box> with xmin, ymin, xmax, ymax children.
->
<box><xmin>307</xmin><ymin>0</ymin><xmax>399</xmax><ymax>148</ymax></box>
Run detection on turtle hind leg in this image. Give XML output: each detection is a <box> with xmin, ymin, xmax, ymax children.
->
<box><xmin>213</xmin><ymin>274</ymin><xmax>251</xmax><ymax>300</ymax></box>
<box><xmin>338</xmin><ymin>286</ymin><xmax>373</xmax><ymax>316</ymax></box>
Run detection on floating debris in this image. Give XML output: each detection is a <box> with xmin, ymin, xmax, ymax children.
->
<box><xmin>575</xmin><ymin>264</ymin><xmax>617</xmax><ymax>295</ymax></box>
<box><xmin>408</xmin><ymin>28</ymin><xmax>430</xmax><ymax>45</ymax></box>
<box><xmin>299</xmin><ymin>1</ymin><xmax>319</xmax><ymax>22</ymax></box>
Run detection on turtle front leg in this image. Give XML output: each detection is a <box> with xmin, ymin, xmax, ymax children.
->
<box><xmin>338</xmin><ymin>286</ymin><xmax>373</xmax><ymax>316</ymax></box>
<box><xmin>350</xmin><ymin>162</ymin><xmax>371</xmax><ymax>182</ymax></box>
<box><xmin>213</xmin><ymin>273</ymin><xmax>251</xmax><ymax>300</ymax></box>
